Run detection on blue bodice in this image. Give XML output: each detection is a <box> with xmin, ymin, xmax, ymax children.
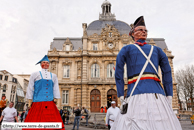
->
<box><xmin>33</xmin><ymin>71</ymin><xmax>54</xmax><ymax>102</ymax></box>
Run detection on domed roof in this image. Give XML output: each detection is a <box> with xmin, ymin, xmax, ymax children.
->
<box><xmin>101</xmin><ymin>0</ymin><xmax>111</xmax><ymax>6</ymax></box>
<box><xmin>87</xmin><ymin>20</ymin><xmax>131</xmax><ymax>36</ymax></box>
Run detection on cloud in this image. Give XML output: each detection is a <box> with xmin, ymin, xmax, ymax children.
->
<box><xmin>0</xmin><ymin>0</ymin><xmax>194</xmax><ymax>74</ymax></box>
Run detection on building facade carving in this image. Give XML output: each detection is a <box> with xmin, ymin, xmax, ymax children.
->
<box><xmin>47</xmin><ymin>0</ymin><xmax>179</xmax><ymax>113</ymax></box>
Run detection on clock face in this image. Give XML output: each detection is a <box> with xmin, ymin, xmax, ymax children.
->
<box><xmin>108</xmin><ymin>43</ymin><xmax>113</xmax><ymax>49</ymax></box>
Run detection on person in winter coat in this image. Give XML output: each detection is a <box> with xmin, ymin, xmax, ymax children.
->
<box><xmin>20</xmin><ymin>111</ymin><xmax>25</xmax><ymax>122</ymax></box>
<box><xmin>72</xmin><ymin>107</ymin><xmax>81</xmax><ymax>130</ymax></box>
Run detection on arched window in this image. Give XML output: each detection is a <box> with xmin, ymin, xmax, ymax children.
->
<box><xmin>63</xmin><ymin>65</ymin><xmax>70</xmax><ymax>78</ymax></box>
<box><xmin>3</xmin><ymin>85</ymin><xmax>6</xmax><ymax>92</ymax></box>
<box><xmin>62</xmin><ymin>90</ymin><xmax>69</xmax><ymax>104</ymax></box>
<box><xmin>13</xmin><ymin>86</ymin><xmax>15</xmax><ymax>93</ymax></box>
<box><xmin>93</xmin><ymin>43</ymin><xmax>98</xmax><ymax>50</ymax></box>
<box><xmin>4</xmin><ymin>76</ymin><xmax>8</xmax><ymax>81</ymax></box>
<box><xmin>107</xmin><ymin>64</ymin><xmax>115</xmax><ymax>78</ymax></box>
<box><xmin>91</xmin><ymin>64</ymin><xmax>100</xmax><ymax>78</ymax></box>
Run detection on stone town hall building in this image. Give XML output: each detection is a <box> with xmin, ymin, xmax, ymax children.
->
<box><xmin>47</xmin><ymin>0</ymin><xmax>179</xmax><ymax>113</ymax></box>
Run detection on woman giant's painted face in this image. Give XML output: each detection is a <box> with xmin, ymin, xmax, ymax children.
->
<box><xmin>2</xmin><ymin>96</ymin><xmax>5</xmax><ymax>100</ymax></box>
<box><xmin>41</xmin><ymin>61</ymin><xmax>49</xmax><ymax>69</ymax></box>
<box><xmin>132</xmin><ymin>26</ymin><xmax>148</xmax><ymax>41</ymax></box>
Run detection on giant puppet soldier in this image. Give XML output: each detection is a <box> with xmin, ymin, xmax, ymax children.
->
<box><xmin>25</xmin><ymin>55</ymin><xmax>65</xmax><ymax>130</ymax></box>
<box><xmin>111</xmin><ymin>16</ymin><xmax>182</xmax><ymax>130</ymax></box>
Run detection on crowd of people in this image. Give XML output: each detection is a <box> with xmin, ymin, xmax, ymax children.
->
<box><xmin>58</xmin><ymin>103</ymin><xmax>121</xmax><ymax>130</ymax></box>
<box><xmin>0</xmin><ymin>95</ymin><xmax>91</xmax><ymax>130</ymax></box>
<box><xmin>0</xmin><ymin>90</ymin><xmax>118</xmax><ymax>130</ymax></box>
<box><xmin>59</xmin><ymin>106</ymin><xmax>89</xmax><ymax>130</ymax></box>
<box><xmin>0</xmin><ymin>94</ymin><xmax>96</xmax><ymax>130</ymax></box>
<box><xmin>59</xmin><ymin>109</ymin><xmax>70</xmax><ymax>125</ymax></box>
<box><xmin>0</xmin><ymin>93</ymin><xmax>120</xmax><ymax>130</ymax></box>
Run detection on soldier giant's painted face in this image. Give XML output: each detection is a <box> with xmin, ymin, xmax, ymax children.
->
<box><xmin>132</xmin><ymin>26</ymin><xmax>148</xmax><ymax>41</ymax></box>
<box><xmin>41</xmin><ymin>61</ymin><xmax>49</xmax><ymax>69</ymax></box>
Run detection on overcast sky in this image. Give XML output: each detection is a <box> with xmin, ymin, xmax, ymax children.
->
<box><xmin>0</xmin><ymin>0</ymin><xmax>194</xmax><ymax>75</ymax></box>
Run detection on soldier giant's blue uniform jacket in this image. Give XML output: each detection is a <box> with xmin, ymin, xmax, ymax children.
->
<box><xmin>115</xmin><ymin>43</ymin><xmax>173</xmax><ymax>98</ymax></box>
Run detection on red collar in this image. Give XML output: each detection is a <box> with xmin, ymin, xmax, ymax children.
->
<box><xmin>135</xmin><ymin>42</ymin><xmax>147</xmax><ymax>46</ymax></box>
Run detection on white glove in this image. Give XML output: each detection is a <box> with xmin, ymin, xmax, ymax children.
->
<box><xmin>166</xmin><ymin>96</ymin><xmax>172</xmax><ymax>108</ymax></box>
<box><xmin>120</xmin><ymin>96</ymin><xmax>125</xmax><ymax>110</ymax></box>
<box><xmin>120</xmin><ymin>96</ymin><xmax>125</xmax><ymax>104</ymax></box>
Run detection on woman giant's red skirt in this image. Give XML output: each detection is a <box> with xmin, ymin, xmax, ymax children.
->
<box><xmin>24</xmin><ymin>101</ymin><xmax>65</xmax><ymax>130</ymax></box>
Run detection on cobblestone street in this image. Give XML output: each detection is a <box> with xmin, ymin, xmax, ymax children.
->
<box><xmin>180</xmin><ymin>121</ymin><xmax>194</xmax><ymax>130</ymax></box>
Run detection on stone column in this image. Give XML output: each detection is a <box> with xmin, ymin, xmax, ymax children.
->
<box><xmin>77</xmin><ymin>88</ymin><xmax>81</xmax><ymax>107</ymax></box>
<box><xmin>70</xmin><ymin>87</ymin><xmax>74</xmax><ymax>107</ymax></box>
<box><xmin>102</xmin><ymin>85</ymin><xmax>106</xmax><ymax>106</ymax></box>
<box><xmin>82</xmin><ymin>85</ymin><xmax>87</xmax><ymax>107</ymax></box>
<box><xmin>169</xmin><ymin>57</ymin><xmax>179</xmax><ymax>113</ymax></box>
<box><xmin>58</xmin><ymin>61</ymin><xmax>63</xmax><ymax>80</ymax></box>
<box><xmin>86</xmin><ymin>86</ymin><xmax>90</xmax><ymax>108</ymax></box>
<box><xmin>102</xmin><ymin>60</ymin><xmax>105</xmax><ymax>80</ymax></box>
<box><xmin>105</xmin><ymin>6</ymin><xmax>106</xmax><ymax>14</ymax></box>
<box><xmin>165</xmin><ymin>49</ymin><xmax>179</xmax><ymax>113</ymax></box>
<box><xmin>74</xmin><ymin>88</ymin><xmax>77</xmax><ymax>107</ymax></box>
<box><xmin>108</xmin><ymin>5</ymin><xmax>109</xmax><ymax>13</ymax></box>
<box><xmin>82</xmin><ymin>58</ymin><xmax>88</xmax><ymax>82</ymax></box>
<box><xmin>82</xmin><ymin>23</ymin><xmax>88</xmax><ymax>107</ymax></box>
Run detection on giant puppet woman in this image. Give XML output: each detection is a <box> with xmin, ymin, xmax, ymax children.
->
<box><xmin>111</xmin><ymin>16</ymin><xmax>182</xmax><ymax>130</ymax></box>
<box><xmin>25</xmin><ymin>55</ymin><xmax>65</xmax><ymax>130</ymax></box>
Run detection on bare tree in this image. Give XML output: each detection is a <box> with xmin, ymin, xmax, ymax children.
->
<box><xmin>175</xmin><ymin>65</ymin><xmax>194</xmax><ymax>112</ymax></box>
